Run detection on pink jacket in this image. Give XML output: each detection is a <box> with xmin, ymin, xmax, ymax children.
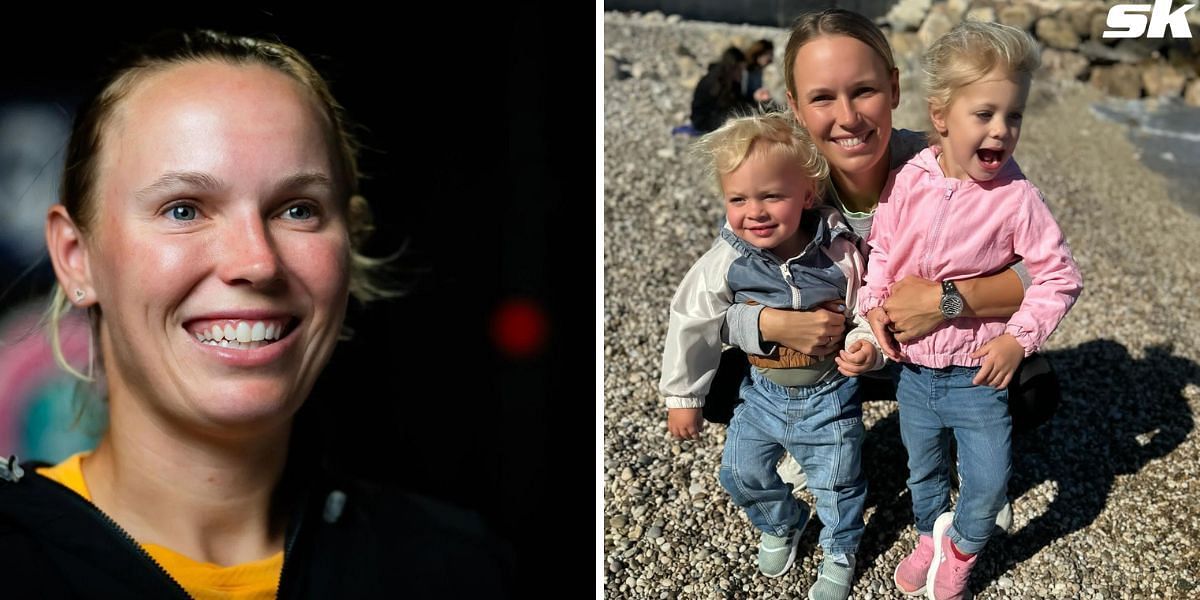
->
<box><xmin>858</xmin><ymin>146</ymin><xmax>1083</xmax><ymax>368</ymax></box>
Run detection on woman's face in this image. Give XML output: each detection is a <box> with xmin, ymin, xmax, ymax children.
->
<box><xmin>786</xmin><ymin>35</ymin><xmax>899</xmax><ymax>184</ymax></box>
<box><xmin>87</xmin><ymin>61</ymin><xmax>350</xmax><ymax>434</ymax></box>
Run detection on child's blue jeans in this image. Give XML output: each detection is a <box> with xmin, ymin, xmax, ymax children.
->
<box><xmin>718</xmin><ymin>368</ymin><xmax>866</xmax><ymax>556</ymax></box>
<box><xmin>895</xmin><ymin>363</ymin><xmax>1011</xmax><ymax>555</ymax></box>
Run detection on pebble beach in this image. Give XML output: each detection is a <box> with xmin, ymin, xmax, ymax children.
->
<box><xmin>602</xmin><ymin>10</ymin><xmax>1200</xmax><ymax>599</ymax></box>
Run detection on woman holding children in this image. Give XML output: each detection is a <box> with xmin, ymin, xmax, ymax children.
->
<box><xmin>661</xmin><ymin>9</ymin><xmax>1082</xmax><ymax>600</ymax></box>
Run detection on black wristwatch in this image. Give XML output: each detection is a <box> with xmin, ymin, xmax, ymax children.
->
<box><xmin>939</xmin><ymin>280</ymin><xmax>964</xmax><ymax>319</ymax></box>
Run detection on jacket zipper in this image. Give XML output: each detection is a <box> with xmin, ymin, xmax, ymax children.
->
<box><xmin>39</xmin><ymin>473</ymin><xmax>303</xmax><ymax>600</ymax></box>
<box><xmin>92</xmin><ymin>505</ymin><xmax>194</xmax><ymax>598</ymax></box>
<box><xmin>779</xmin><ymin>263</ymin><xmax>802</xmax><ymax>309</ymax></box>
<box><xmin>921</xmin><ymin>186</ymin><xmax>954</xmax><ymax>280</ymax></box>
<box><xmin>274</xmin><ymin>501</ymin><xmax>303</xmax><ymax>599</ymax></box>
<box><xmin>35</xmin><ymin>476</ymin><xmax>193</xmax><ymax>599</ymax></box>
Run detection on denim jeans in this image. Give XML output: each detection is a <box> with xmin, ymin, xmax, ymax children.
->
<box><xmin>719</xmin><ymin>369</ymin><xmax>866</xmax><ymax>556</ymax></box>
<box><xmin>895</xmin><ymin>363</ymin><xmax>1011</xmax><ymax>555</ymax></box>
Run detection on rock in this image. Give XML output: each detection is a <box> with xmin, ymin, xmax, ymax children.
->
<box><xmin>1166</xmin><ymin>46</ymin><xmax>1199</xmax><ymax>79</ymax></box>
<box><xmin>890</xmin><ymin>31</ymin><xmax>924</xmax><ymax>59</ymax></box>
<box><xmin>1040</xmin><ymin>47</ymin><xmax>1090</xmax><ymax>81</ymax></box>
<box><xmin>605</xmin><ymin>55</ymin><xmax>620</xmax><ymax>82</ymax></box>
<box><xmin>1115</xmin><ymin>37</ymin><xmax>1169</xmax><ymax>60</ymax></box>
<box><xmin>1078</xmin><ymin>40</ymin><xmax>1145</xmax><ymax>64</ymax></box>
<box><xmin>1140</xmin><ymin>63</ymin><xmax>1186</xmax><ymax>98</ymax></box>
<box><xmin>612</xmin><ymin>514</ymin><xmax>628</xmax><ymax>529</ymax></box>
<box><xmin>1025</xmin><ymin>0</ymin><xmax>1066</xmax><ymax>15</ymax></box>
<box><xmin>628</xmin><ymin>524</ymin><xmax>644</xmax><ymax>540</ymax></box>
<box><xmin>621</xmin><ymin>467</ymin><xmax>634</xmax><ymax>481</ymax></box>
<box><xmin>966</xmin><ymin>6</ymin><xmax>996</xmax><ymax>24</ymax></box>
<box><xmin>1064</xmin><ymin>1</ymin><xmax>1105</xmax><ymax>37</ymax></box>
<box><xmin>1036</xmin><ymin>16</ymin><xmax>1081</xmax><ymax>50</ymax></box>
<box><xmin>946</xmin><ymin>0</ymin><xmax>970</xmax><ymax>21</ymax></box>
<box><xmin>918</xmin><ymin>6</ymin><xmax>955</xmax><ymax>49</ymax></box>
<box><xmin>999</xmin><ymin>4</ymin><xmax>1038</xmax><ymax>31</ymax></box>
<box><xmin>648</xmin><ymin>526</ymin><xmax>663</xmax><ymax>539</ymax></box>
<box><xmin>1089</xmin><ymin>11</ymin><xmax>1111</xmax><ymax>44</ymax></box>
<box><xmin>666</xmin><ymin>14</ymin><xmax>681</xmax><ymax>24</ymax></box>
<box><xmin>1089</xmin><ymin>63</ymin><xmax>1141</xmax><ymax>97</ymax></box>
<box><xmin>886</xmin><ymin>0</ymin><xmax>932</xmax><ymax>32</ymax></box>
<box><xmin>1184</xmin><ymin>80</ymin><xmax>1200</xmax><ymax>107</ymax></box>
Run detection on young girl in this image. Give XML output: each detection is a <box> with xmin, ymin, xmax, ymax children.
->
<box><xmin>857</xmin><ymin>21</ymin><xmax>1083</xmax><ymax>600</ymax></box>
<box><xmin>659</xmin><ymin>112</ymin><xmax>883</xmax><ymax>600</ymax></box>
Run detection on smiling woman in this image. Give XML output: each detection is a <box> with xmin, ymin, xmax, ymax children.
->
<box><xmin>0</xmin><ymin>29</ymin><xmax>510</xmax><ymax>599</ymax></box>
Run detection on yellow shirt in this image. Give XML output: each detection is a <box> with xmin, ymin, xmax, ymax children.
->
<box><xmin>37</xmin><ymin>452</ymin><xmax>283</xmax><ymax>600</ymax></box>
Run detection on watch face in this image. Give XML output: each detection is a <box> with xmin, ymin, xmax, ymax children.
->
<box><xmin>940</xmin><ymin>295</ymin><xmax>964</xmax><ymax>318</ymax></box>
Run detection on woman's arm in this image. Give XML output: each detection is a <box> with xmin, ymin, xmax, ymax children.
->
<box><xmin>725</xmin><ymin>302</ymin><xmax>845</xmax><ymax>356</ymax></box>
<box><xmin>882</xmin><ymin>267</ymin><xmax>1026</xmax><ymax>343</ymax></box>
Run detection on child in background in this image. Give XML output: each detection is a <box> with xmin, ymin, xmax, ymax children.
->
<box><xmin>659</xmin><ymin>111</ymin><xmax>884</xmax><ymax>600</ymax></box>
<box><xmin>858</xmin><ymin>21</ymin><xmax>1083</xmax><ymax>600</ymax></box>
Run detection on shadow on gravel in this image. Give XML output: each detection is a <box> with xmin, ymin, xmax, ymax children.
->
<box><xmin>709</xmin><ymin>340</ymin><xmax>1197</xmax><ymax>594</ymax></box>
<box><xmin>856</xmin><ymin>406</ymin><xmax>909</xmax><ymax>575</ymax></box>
<box><xmin>969</xmin><ymin>339</ymin><xmax>1198</xmax><ymax>594</ymax></box>
<box><xmin>853</xmin><ymin>339</ymin><xmax>1197</xmax><ymax>595</ymax></box>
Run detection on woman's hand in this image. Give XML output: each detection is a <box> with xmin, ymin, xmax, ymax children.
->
<box><xmin>667</xmin><ymin>408</ymin><xmax>704</xmax><ymax>440</ymax></box>
<box><xmin>753</xmin><ymin>87</ymin><xmax>771</xmax><ymax>103</ymax></box>
<box><xmin>835</xmin><ymin>340</ymin><xmax>878</xmax><ymax>377</ymax></box>
<box><xmin>970</xmin><ymin>334</ymin><xmax>1024</xmax><ymax>389</ymax></box>
<box><xmin>759</xmin><ymin>302</ymin><xmax>846</xmax><ymax>356</ymax></box>
<box><xmin>865</xmin><ymin>307</ymin><xmax>902</xmax><ymax>361</ymax></box>
<box><xmin>881</xmin><ymin>276</ymin><xmax>944</xmax><ymax>343</ymax></box>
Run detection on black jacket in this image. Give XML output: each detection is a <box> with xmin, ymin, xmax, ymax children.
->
<box><xmin>0</xmin><ymin>456</ymin><xmax>512</xmax><ymax>599</ymax></box>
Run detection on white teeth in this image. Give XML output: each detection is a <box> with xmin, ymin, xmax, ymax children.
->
<box><xmin>836</xmin><ymin>137</ymin><xmax>863</xmax><ymax>148</ymax></box>
<box><xmin>192</xmin><ymin>319</ymin><xmax>287</xmax><ymax>347</ymax></box>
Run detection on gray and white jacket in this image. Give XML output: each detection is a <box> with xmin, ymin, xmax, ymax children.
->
<box><xmin>658</xmin><ymin>204</ymin><xmax>884</xmax><ymax>409</ymax></box>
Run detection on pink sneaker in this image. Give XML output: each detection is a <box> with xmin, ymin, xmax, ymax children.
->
<box><xmin>893</xmin><ymin>534</ymin><xmax>933</xmax><ymax>596</ymax></box>
<box><xmin>927</xmin><ymin>512</ymin><xmax>977</xmax><ymax>600</ymax></box>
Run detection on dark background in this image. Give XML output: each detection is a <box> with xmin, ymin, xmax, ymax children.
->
<box><xmin>1</xmin><ymin>5</ymin><xmax>594</xmax><ymax>594</ymax></box>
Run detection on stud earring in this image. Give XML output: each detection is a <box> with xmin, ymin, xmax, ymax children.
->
<box><xmin>74</xmin><ymin>288</ymin><xmax>86</xmax><ymax>301</ymax></box>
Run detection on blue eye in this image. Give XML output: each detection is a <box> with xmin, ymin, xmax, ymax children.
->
<box><xmin>285</xmin><ymin>204</ymin><xmax>314</xmax><ymax>220</ymax></box>
<box><xmin>169</xmin><ymin>205</ymin><xmax>197</xmax><ymax>221</ymax></box>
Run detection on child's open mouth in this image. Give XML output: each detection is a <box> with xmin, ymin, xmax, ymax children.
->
<box><xmin>977</xmin><ymin>148</ymin><xmax>1005</xmax><ymax>170</ymax></box>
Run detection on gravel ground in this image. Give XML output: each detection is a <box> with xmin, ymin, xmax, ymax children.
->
<box><xmin>602</xmin><ymin>11</ymin><xmax>1200</xmax><ymax>599</ymax></box>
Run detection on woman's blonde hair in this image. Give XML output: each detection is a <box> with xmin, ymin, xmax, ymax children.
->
<box><xmin>692</xmin><ymin>111</ymin><xmax>830</xmax><ymax>200</ymax></box>
<box><xmin>923</xmin><ymin>21</ymin><xmax>1041</xmax><ymax>145</ymax></box>
<box><xmin>47</xmin><ymin>29</ymin><xmax>397</xmax><ymax>382</ymax></box>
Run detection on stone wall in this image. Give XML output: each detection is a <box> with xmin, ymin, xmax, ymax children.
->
<box><xmin>881</xmin><ymin>0</ymin><xmax>1200</xmax><ymax>105</ymax></box>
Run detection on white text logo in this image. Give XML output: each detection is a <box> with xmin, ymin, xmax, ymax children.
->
<box><xmin>1104</xmin><ymin>0</ymin><xmax>1195</xmax><ymax>38</ymax></box>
